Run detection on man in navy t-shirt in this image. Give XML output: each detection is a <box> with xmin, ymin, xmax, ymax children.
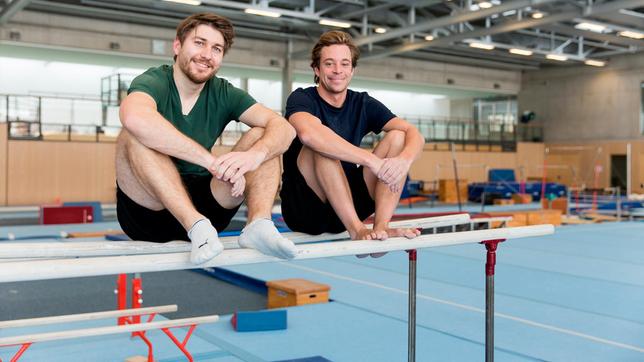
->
<box><xmin>280</xmin><ymin>31</ymin><xmax>425</xmax><ymax>247</ymax></box>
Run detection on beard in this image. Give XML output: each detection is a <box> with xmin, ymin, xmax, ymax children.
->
<box><xmin>178</xmin><ymin>55</ymin><xmax>217</xmax><ymax>84</ymax></box>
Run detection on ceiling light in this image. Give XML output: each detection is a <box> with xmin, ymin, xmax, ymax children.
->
<box><xmin>584</xmin><ymin>59</ymin><xmax>606</xmax><ymax>67</ymax></box>
<box><xmin>425</xmin><ymin>35</ymin><xmax>434</xmax><ymax>41</ymax></box>
<box><xmin>374</xmin><ymin>27</ymin><xmax>387</xmax><ymax>34</ymax></box>
<box><xmin>618</xmin><ymin>30</ymin><xmax>644</xmax><ymax>39</ymax></box>
<box><xmin>546</xmin><ymin>54</ymin><xmax>567</xmax><ymax>61</ymax></box>
<box><xmin>574</xmin><ymin>22</ymin><xmax>608</xmax><ymax>33</ymax></box>
<box><xmin>163</xmin><ymin>0</ymin><xmax>201</xmax><ymax>5</ymax></box>
<box><xmin>470</xmin><ymin>4</ymin><xmax>480</xmax><ymax>11</ymax></box>
<box><xmin>509</xmin><ymin>48</ymin><xmax>533</xmax><ymax>56</ymax></box>
<box><xmin>244</xmin><ymin>8</ymin><xmax>281</xmax><ymax>18</ymax></box>
<box><xmin>469</xmin><ymin>42</ymin><xmax>495</xmax><ymax>50</ymax></box>
<box><xmin>531</xmin><ymin>12</ymin><xmax>544</xmax><ymax>19</ymax></box>
<box><xmin>502</xmin><ymin>10</ymin><xmax>517</xmax><ymax>16</ymax></box>
<box><xmin>319</xmin><ymin>19</ymin><xmax>352</xmax><ymax>28</ymax></box>
<box><xmin>478</xmin><ymin>2</ymin><xmax>493</xmax><ymax>9</ymax></box>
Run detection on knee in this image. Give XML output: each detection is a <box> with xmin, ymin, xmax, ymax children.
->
<box><xmin>243</xmin><ymin>127</ymin><xmax>265</xmax><ymax>144</ymax></box>
<box><xmin>311</xmin><ymin>149</ymin><xmax>340</xmax><ymax>166</ymax></box>
<box><xmin>118</xmin><ymin>129</ymin><xmax>144</xmax><ymax>151</ymax></box>
<box><xmin>381</xmin><ymin>130</ymin><xmax>405</xmax><ymax>153</ymax></box>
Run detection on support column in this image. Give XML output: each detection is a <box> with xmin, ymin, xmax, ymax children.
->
<box><xmin>281</xmin><ymin>39</ymin><xmax>293</xmax><ymax>113</ymax></box>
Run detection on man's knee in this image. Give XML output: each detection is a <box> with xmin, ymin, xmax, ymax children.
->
<box><xmin>382</xmin><ymin>130</ymin><xmax>405</xmax><ymax>150</ymax></box>
<box><xmin>233</xmin><ymin>127</ymin><xmax>265</xmax><ymax>151</ymax></box>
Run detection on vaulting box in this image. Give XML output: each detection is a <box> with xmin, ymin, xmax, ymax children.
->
<box><xmin>438</xmin><ymin>179</ymin><xmax>468</xmax><ymax>203</ymax></box>
<box><xmin>266</xmin><ymin>278</ymin><xmax>330</xmax><ymax>309</ymax></box>
<box><xmin>512</xmin><ymin>193</ymin><xmax>533</xmax><ymax>204</ymax></box>
<box><xmin>527</xmin><ymin>209</ymin><xmax>562</xmax><ymax>226</ymax></box>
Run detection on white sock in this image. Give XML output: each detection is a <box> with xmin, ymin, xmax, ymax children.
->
<box><xmin>239</xmin><ymin>218</ymin><xmax>296</xmax><ymax>259</ymax></box>
<box><xmin>187</xmin><ymin>219</ymin><xmax>223</xmax><ymax>264</ymax></box>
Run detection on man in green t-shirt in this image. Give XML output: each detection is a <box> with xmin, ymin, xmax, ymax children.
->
<box><xmin>116</xmin><ymin>13</ymin><xmax>297</xmax><ymax>264</ymax></box>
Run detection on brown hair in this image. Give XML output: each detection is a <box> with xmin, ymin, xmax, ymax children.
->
<box><xmin>174</xmin><ymin>13</ymin><xmax>235</xmax><ymax>60</ymax></box>
<box><xmin>310</xmin><ymin>31</ymin><xmax>360</xmax><ymax>84</ymax></box>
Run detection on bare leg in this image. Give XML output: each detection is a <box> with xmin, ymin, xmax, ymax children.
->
<box><xmin>117</xmin><ymin>129</ymin><xmax>202</xmax><ymax>230</ymax></box>
<box><xmin>364</xmin><ymin>130</ymin><xmax>421</xmax><ymax>239</ymax></box>
<box><xmin>224</xmin><ymin>128</ymin><xmax>296</xmax><ymax>259</ymax></box>
<box><xmin>116</xmin><ymin>130</ymin><xmax>222</xmax><ymax>263</ymax></box>
<box><xmin>297</xmin><ymin>146</ymin><xmax>382</xmax><ymax>240</ymax></box>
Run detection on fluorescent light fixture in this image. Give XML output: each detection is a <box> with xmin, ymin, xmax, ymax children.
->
<box><xmin>509</xmin><ymin>48</ymin><xmax>533</xmax><ymax>56</ymax></box>
<box><xmin>163</xmin><ymin>0</ymin><xmax>201</xmax><ymax>5</ymax></box>
<box><xmin>470</xmin><ymin>4</ymin><xmax>480</xmax><ymax>11</ymax></box>
<box><xmin>618</xmin><ymin>30</ymin><xmax>644</xmax><ymax>39</ymax></box>
<box><xmin>546</xmin><ymin>54</ymin><xmax>567</xmax><ymax>61</ymax></box>
<box><xmin>374</xmin><ymin>27</ymin><xmax>387</xmax><ymax>34</ymax></box>
<box><xmin>584</xmin><ymin>59</ymin><xmax>606</xmax><ymax>67</ymax></box>
<box><xmin>478</xmin><ymin>1</ymin><xmax>493</xmax><ymax>9</ymax></box>
<box><xmin>319</xmin><ymin>19</ymin><xmax>352</xmax><ymax>28</ymax></box>
<box><xmin>469</xmin><ymin>42</ymin><xmax>495</xmax><ymax>50</ymax></box>
<box><xmin>244</xmin><ymin>8</ymin><xmax>281</xmax><ymax>18</ymax></box>
<box><xmin>531</xmin><ymin>12</ymin><xmax>544</xmax><ymax>19</ymax></box>
<box><xmin>574</xmin><ymin>22</ymin><xmax>607</xmax><ymax>33</ymax></box>
<box><xmin>502</xmin><ymin>10</ymin><xmax>517</xmax><ymax>16</ymax></box>
<box><xmin>425</xmin><ymin>35</ymin><xmax>435</xmax><ymax>41</ymax></box>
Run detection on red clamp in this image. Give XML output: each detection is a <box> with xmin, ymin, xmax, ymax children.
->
<box><xmin>480</xmin><ymin>239</ymin><xmax>506</xmax><ymax>276</ymax></box>
<box><xmin>406</xmin><ymin>249</ymin><xmax>417</xmax><ymax>261</ymax></box>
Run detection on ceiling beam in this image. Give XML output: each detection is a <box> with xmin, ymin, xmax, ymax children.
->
<box><xmin>353</xmin><ymin>0</ymin><xmax>560</xmax><ymax>46</ymax></box>
<box><xmin>362</xmin><ymin>0</ymin><xmax>644</xmax><ymax>60</ymax></box>
<box><xmin>0</xmin><ymin>0</ymin><xmax>32</xmax><ymax>25</ymax></box>
<box><xmin>338</xmin><ymin>0</ymin><xmax>441</xmax><ymax>20</ymax></box>
<box><xmin>539</xmin><ymin>23</ymin><xmax>643</xmax><ymax>48</ymax></box>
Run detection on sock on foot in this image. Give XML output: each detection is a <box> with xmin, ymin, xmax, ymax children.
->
<box><xmin>239</xmin><ymin>218</ymin><xmax>296</xmax><ymax>259</ymax></box>
<box><xmin>187</xmin><ymin>218</ymin><xmax>223</xmax><ymax>264</ymax></box>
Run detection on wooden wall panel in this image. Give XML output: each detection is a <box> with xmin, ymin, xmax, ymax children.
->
<box><xmin>545</xmin><ymin>140</ymin><xmax>644</xmax><ymax>193</ymax></box>
<box><xmin>7</xmin><ymin>138</ymin><xmax>638</xmax><ymax>207</ymax></box>
<box><xmin>0</xmin><ymin>123</ymin><xmax>7</xmax><ymax>206</ymax></box>
<box><xmin>7</xmin><ymin>141</ymin><xmax>117</xmax><ymax>205</ymax></box>
<box><xmin>409</xmin><ymin>143</ymin><xmax>543</xmax><ymax>184</ymax></box>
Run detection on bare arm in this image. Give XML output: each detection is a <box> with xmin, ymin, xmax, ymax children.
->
<box><xmin>238</xmin><ymin>103</ymin><xmax>296</xmax><ymax>161</ymax></box>
<box><xmin>119</xmin><ymin>92</ymin><xmax>214</xmax><ymax>169</ymax></box>
<box><xmin>289</xmin><ymin>111</ymin><xmax>383</xmax><ymax>174</ymax></box>
<box><xmin>209</xmin><ymin>103</ymin><xmax>296</xmax><ymax>183</ymax></box>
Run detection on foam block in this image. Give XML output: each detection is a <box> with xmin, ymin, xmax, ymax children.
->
<box><xmin>105</xmin><ymin>233</ymin><xmax>130</xmax><ymax>241</ymax></box>
<box><xmin>63</xmin><ymin>201</ymin><xmax>103</xmax><ymax>222</ymax></box>
<box><xmin>40</xmin><ymin>205</ymin><xmax>94</xmax><ymax>225</ymax></box>
<box><xmin>231</xmin><ymin>309</ymin><xmax>287</xmax><ymax>332</ymax></box>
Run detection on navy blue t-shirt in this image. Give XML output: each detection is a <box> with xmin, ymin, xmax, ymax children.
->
<box><xmin>282</xmin><ymin>86</ymin><xmax>396</xmax><ymax>183</ymax></box>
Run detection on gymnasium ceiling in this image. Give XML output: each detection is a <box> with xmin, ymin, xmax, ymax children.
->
<box><xmin>1</xmin><ymin>0</ymin><xmax>643</xmax><ymax>70</ymax></box>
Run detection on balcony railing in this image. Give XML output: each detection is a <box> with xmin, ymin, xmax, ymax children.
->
<box><xmin>2</xmin><ymin>94</ymin><xmax>544</xmax><ymax>148</ymax></box>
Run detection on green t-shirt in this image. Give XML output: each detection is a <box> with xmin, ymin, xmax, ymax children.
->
<box><xmin>128</xmin><ymin>64</ymin><xmax>257</xmax><ymax>175</ymax></box>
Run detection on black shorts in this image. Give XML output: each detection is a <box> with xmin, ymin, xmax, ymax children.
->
<box><xmin>279</xmin><ymin>164</ymin><xmax>375</xmax><ymax>234</ymax></box>
<box><xmin>116</xmin><ymin>174</ymin><xmax>241</xmax><ymax>242</ymax></box>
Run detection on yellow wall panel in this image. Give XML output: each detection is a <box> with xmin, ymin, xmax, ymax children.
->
<box><xmin>7</xmin><ymin>141</ymin><xmax>116</xmax><ymax>205</ymax></box>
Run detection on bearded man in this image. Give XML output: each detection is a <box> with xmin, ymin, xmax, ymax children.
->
<box><xmin>116</xmin><ymin>13</ymin><xmax>297</xmax><ymax>264</ymax></box>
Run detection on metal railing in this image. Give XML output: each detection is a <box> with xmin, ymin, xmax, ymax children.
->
<box><xmin>2</xmin><ymin>94</ymin><xmax>544</xmax><ymax>148</ymax></box>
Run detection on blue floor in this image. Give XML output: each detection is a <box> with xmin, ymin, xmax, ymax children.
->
<box><xmin>1</xmin><ymin>220</ymin><xmax>643</xmax><ymax>361</ymax></box>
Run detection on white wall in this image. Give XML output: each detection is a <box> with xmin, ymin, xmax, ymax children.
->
<box><xmin>519</xmin><ymin>52</ymin><xmax>644</xmax><ymax>141</ymax></box>
<box><xmin>1</xmin><ymin>56</ymin><xmax>474</xmax><ymax>129</ymax></box>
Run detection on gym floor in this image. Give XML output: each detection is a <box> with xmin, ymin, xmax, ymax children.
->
<box><xmin>1</xmin><ymin>207</ymin><xmax>643</xmax><ymax>361</ymax></box>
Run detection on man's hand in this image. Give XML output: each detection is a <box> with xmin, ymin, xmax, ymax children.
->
<box><xmin>209</xmin><ymin>150</ymin><xmax>266</xmax><ymax>184</ymax></box>
<box><xmin>366</xmin><ymin>156</ymin><xmax>385</xmax><ymax>181</ymax></box>
<box><xmin>231</xmin><ymin>175</ymin><xmax>246</xmax><ymax>198</ymax></box>
<box><xmin>377</xmin><ymin>156</ymin><xmax>412</xmax><ymax>193</ymax></box>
